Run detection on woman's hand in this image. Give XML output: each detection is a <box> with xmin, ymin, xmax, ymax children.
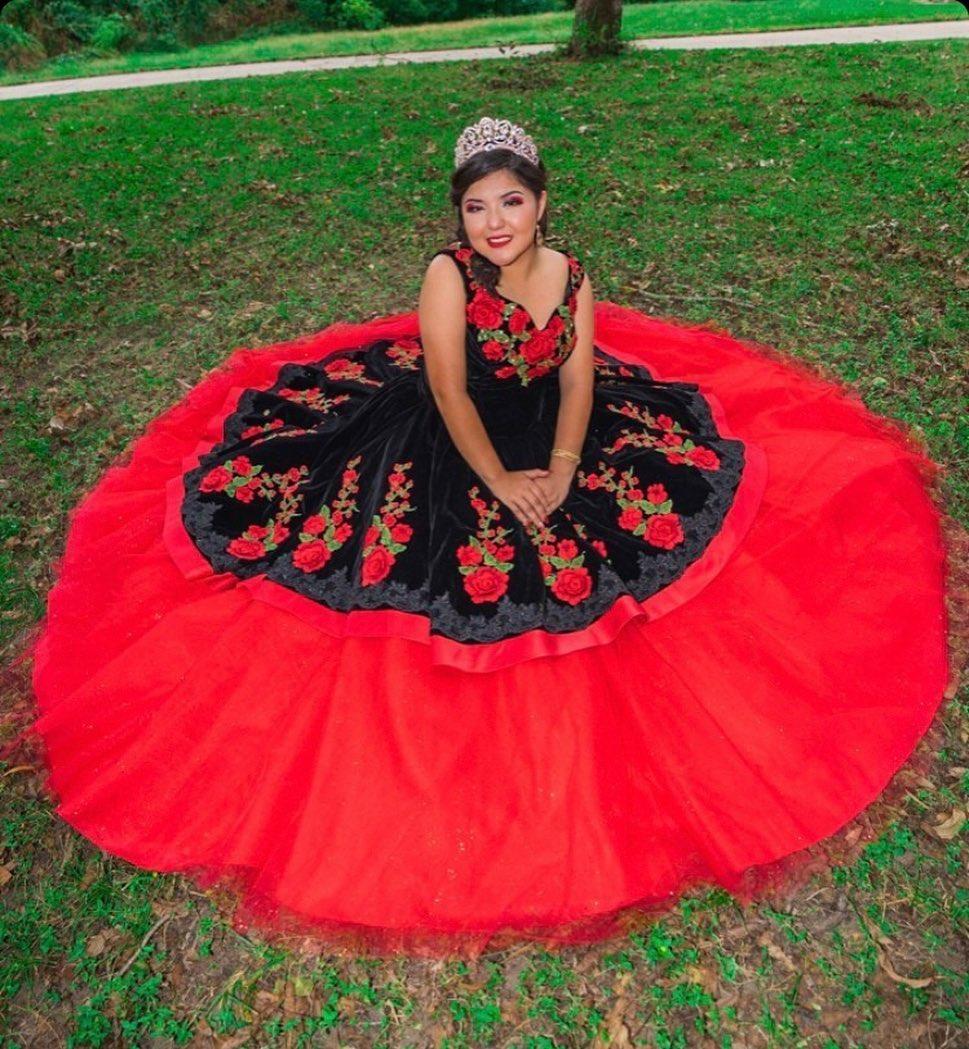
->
<box><xmin>530</xmin><ymin>459</ymin><xmax>577</xmax><ymax>520</ymax></box>
<box><xmin>489</xmin><ymin>469</ymin><xmax>555</xmax><ymax>529</ymax></box>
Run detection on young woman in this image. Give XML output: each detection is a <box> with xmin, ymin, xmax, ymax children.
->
<box><xmin>14</xmin><ymin>117</ymin><xmax>956</xmax><ymax>959</ymax></box>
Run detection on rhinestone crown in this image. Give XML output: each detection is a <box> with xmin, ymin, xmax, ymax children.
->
<box><xmin>454</xmin><ymin>116</ymin><xmax>540</xmax><ymax>169</ymax></box>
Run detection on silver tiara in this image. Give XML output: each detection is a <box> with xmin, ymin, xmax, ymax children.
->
<box><xmin>454</xmin><ymin>117</ymin><xmax>540</xmax><ymax>169</ymax></box>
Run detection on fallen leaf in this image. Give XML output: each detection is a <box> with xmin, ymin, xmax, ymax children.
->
<box><xmin>925</xmin><ymin>808</ymin><xmax>966</xmax><ymax>840</ymax></box>
<box><xmin>86</xmin><ymin>932</ymin><xmax>108</xmax><ymax>956</ymax></box>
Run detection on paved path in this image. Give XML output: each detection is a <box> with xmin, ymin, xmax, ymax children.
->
<box><xmin>1</xmin><ymin>19</ymin><xmax>965</xmax><ymax>102</ymax></box>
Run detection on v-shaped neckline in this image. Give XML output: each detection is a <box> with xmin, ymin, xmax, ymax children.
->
<box><xmin>473</xmin><ymin>246</ymin><xmax>573</xmax><ymax>332</ymax></box>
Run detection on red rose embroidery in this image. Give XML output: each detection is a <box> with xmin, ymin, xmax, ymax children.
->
<box><xmin>527</xmin><ymin>521</ymin><xmax>596</xmax><ymax>607</ymax></box>
<box><xmin>645</xmin><ymin>513</ymin><xmax>685</xmax><ymax>550</ymax></box>
<box><xmin>602</xmin><ymin>401</ymin><xmax>718</xmax><ymax>472</ymax></box>
<box><xmin>551</xmin><ymin>566</ymin><xmax>592</xmax><ymax>606</ymax></box>
<box><xmin>362</xmin><ymin>546</ymin><xmax>395</xmax><ymax>586</ymax></box>
<box><xmin>293</xmin><ymin>540</ymin><xmax>331</xmax><ymax>572</ymax></box>
<box><xmin>467</xmin><ymin>290</ymin><xmax>505</xmax><ymax>330</ymax></box>
<box><xmin>647</xmin><ymin>484</ymin><xmax>668</xmax><ymax>504</ymax></box>
<box><xmin>508</xmin><ymin>308</ymin><xmax>530</xmax><ymax>335</ymax></box>
<box><xmin>557</xmin><ymin>539</ymin><xmax>579</xmax><ymax>560</ymax></box>
<box><xmin>292</xmin><ymin>453</ymin><xmax>361</xmax><ymax>574</ymax></box>
<box><xmin>457</xmin><ymin>544</ymin><xmax>483</xmax><ymax>566</ymax></box>
<box><xmin>241</xmin><ymin>417</ymin><xmax>285</xmax><ymax>440</ymax></box>
<box><xmin>386</xmin><ymin>337</ymin><xmax>423</xmax><ymax>371</ymax></box>
<box><xmin>227</xmin><ymin>537</ymin><xmax>266</xmax><ymax>560</ymax></box>
<box><xmin>277</xmin><ymin>387</ymin><xmax>353</xmax><ymax>414</ymax></box>
<box><xmin>687</xmin><ymin>446</ymin><xmax>721</xmax><ymax>470</ymax></box>
<box><xmin>360</xmin><ymin>461</ymin><xmax>416</xmax><ymax>587</ymax></box>
<box><xmin>220</xmin><ymin>460</ymin><xmax>310</xmax><ymax>562</ymax></box>
<box><xmin>577</xmin><ymin>461</ymin><xmax>684</xmax><ymax>550</ymax></box>
<box><xmin>200</xmin><ymin>466</ymin><xmax>232</xmax><ymax>492</ymax></box>
<box><xmin>464</xmin><ymin>565</ymin><xmax>510</xmax><ymax>604</ymax></box>
<box><xmin>324</xmin><ymin>358</ymin><xmax>360</xmax><ymax>380</ymax></box>
<box><xmin>456</xmin><ymin>485</ymin><xmax>516</xmax><ymax>603</ymax></box>
<box><xmin>618</xmin><ymin>506</ymin><xmax>644</xmax><ymax>532</ymax></box>
<box><xmin>522</xmin><ymin>329</ymin><xmax>556</xmax><ymax>364</ymax></box>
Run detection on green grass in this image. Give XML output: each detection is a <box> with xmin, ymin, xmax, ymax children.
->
<box><xmin>0</xmin><ymin>32</ymin><xmax>966</xmax><ymax>1048</ymax></box>
<box><xmin>0</xmin><ymin>0</ymin><xmax>965</xmax><ymax>86</ymax></box>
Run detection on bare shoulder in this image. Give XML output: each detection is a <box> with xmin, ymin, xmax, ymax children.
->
<box><xmin>424</xmin><ymin>249</ymin><xmax>461</xmax><ymax>277</ymax></box>
<box><xmin>419</xmin><ymin>250</ymin><xmax>467</xmax><ymax>330</ymax></box>
<box><xmin>422</xmin><ymin>251</ymin><xmax>466</xmax><ymax>298</ymax></box>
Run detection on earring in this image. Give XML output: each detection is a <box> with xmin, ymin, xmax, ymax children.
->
<box><xmin>535</xmin><ymin>224</ymin><xmax>544</xmax><ymax>246</ymax></box>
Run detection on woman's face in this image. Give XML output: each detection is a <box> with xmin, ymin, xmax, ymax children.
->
<box><xmin>460</xmin><ymin>168</ymin><xmax>547</xmax><ymax>264</ymax></box>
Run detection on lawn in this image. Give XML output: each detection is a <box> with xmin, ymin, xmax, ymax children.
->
<box><xmin>0</xmin><ymin>32</ymin><xmax>966</xmax><ymax>1048</ymax></box>
<box><xmin>0</xmin><ymin>0</ymin><xmax>965</xmax><ymax>86</ymax></box>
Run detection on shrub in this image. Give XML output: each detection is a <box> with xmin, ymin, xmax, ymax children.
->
<box><xmin>44</xmin><ymin>0</ymin><xmax>99</xmax><ymax>43</ymax></box>
<box><xmin>0</xmin><ymin>21</ymin><xmax>47</xmax><ymax>69</ymax></box>
<box><xmin>295</xmin><ymin>0</ymin><xmax>335</xmax><ymax>29</ymax></box>
<box><xmin>335</xmin><ymin>0</ymin><xmax>385</xmax><ymax>30</ymax></box>
<box><xmin>90</xmin><ymin>12</ymin><xmax>135</xmax><ymax>51</ymax></box>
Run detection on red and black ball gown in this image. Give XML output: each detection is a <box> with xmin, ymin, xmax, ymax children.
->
<box><xmin>9</xmin><ymin>239</ymin><xmax>956</xmax><ymax>959</ymax></box>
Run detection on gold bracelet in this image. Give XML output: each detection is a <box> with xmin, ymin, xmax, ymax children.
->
<box><xmin>551</xmin><ymin>447</ymin><xmax>580</xmax><ymax>464</ymax></box>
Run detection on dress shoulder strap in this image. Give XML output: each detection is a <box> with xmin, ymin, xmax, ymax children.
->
<box><xmin>563</xmin><ymin>247</ymin><xmax>586</xmax><ymax>294</ymax></box>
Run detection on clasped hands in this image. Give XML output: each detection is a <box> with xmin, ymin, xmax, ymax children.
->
<box><xmin>489</xmin><ymin>461</ymin><xmax>576</xmax><ymax>532</ymax></box>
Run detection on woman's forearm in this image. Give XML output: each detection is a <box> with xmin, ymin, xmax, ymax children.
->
<box><xmin>431</xmin><ymin>390</ymin><xmax>508</xmax><ymax>487</ymax></box>
<box><xmin>549</xmin><ymin>382</ymin><xmax>593</xmax><ymax>472</ymax></box>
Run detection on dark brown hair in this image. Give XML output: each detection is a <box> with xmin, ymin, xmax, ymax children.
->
<box><xmin>449</xmin><ymin>148</ymin><xmax>549</xmax><ymax>295</ymax></box>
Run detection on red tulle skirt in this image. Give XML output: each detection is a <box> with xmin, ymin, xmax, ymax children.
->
<box><xmin>4</xmin><ymin>301</ymin><xmax>959</xmax><ymax>960</ymax></box>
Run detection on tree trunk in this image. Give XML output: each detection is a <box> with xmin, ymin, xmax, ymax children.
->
<box><xmin>565</xmin><ymin>0</ymin><xmax>623</xmax><ymax>58</ymax></box>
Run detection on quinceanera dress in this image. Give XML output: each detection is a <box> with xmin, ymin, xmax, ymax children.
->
<box><xmin>10</xmin><ymin>238</ymin><xmax>958</xmax><ymax>959</ymax></box>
